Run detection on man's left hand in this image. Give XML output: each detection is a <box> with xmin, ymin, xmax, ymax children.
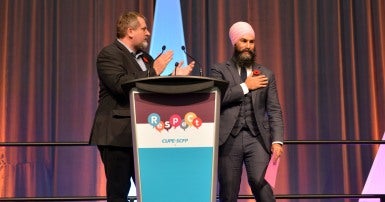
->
<box><xmin>172</xmin><ymin>61</ymin><xmax>195</xmax><ymax>76</ymax></box>
<box><xmin>271</xmin><ymin>143</ymin><xmax>283</xmax><ymax>163</ymax></box>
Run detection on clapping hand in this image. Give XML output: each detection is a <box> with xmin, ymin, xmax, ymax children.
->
<box><xmin>171</xmin><ymin>61</ymin><xmax>195</xmax><ymax>76</ymax></box>
<box><xmin>153</xmin><ymin>50</ymin><xmax>174</xmax><ymax>75</ymax></box>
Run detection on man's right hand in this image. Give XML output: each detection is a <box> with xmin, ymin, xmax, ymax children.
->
<box><xmin>153</xmin><ymin>50</ymin><xmax>173</xmax><ymax>75</ymax></box>
<box><xmin>245</xmin><ymin>74</ymin><xmax>268</xmax><ymax>90</ymax></box>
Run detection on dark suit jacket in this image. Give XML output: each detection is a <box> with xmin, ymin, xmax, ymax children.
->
<box><xmin>210</xmin><ymin>58</ymin><xmax>284</xmax><ymax>151</ymax></box>
<box><xmin>89</xmin><ymin>40</ymin><xmax>156</xmax><ymax>147</ymax></box>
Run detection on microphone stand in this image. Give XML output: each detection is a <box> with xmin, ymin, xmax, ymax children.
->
<box><xmin>181</xmin><ymin>46</ymin><xmax>204</xmax><ymax>77</ymax></box>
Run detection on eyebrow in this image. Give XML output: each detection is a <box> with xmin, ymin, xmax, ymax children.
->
<box><xmin>240</xmin><ymin>38</ymin><xmax>255</xmax><ymax>42</ymax></box>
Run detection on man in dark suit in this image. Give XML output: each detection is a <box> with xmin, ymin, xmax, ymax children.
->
<box><xmin>89</xmin><ymin>11</ymin><xmax>194</xmax><ymax>202</ymax></box>
<box><xmin>210</xmin><ymin>21</ymin><xmax>284</xmax><ymax>202</ymax></box>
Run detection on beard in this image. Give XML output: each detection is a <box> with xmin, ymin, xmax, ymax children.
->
<box><xmin>135</xmin><ymin>40</ymin><xmax>149</xmax><ymax>51</ymax></box>
<box><xmin>233</xmin><ymin>47</ymin><xmax>256</xmax><ymax>67</ymax></box>
<box><xmin>141</xmin><ymin>40</ymin><xmax>149</xmax><ymax>49</ymax></box>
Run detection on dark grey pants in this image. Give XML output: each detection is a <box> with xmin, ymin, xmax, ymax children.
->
<box><xmin>218</xmin><ymin>130</ymin><xmax>275</xmax><ymax>202</ymax></box>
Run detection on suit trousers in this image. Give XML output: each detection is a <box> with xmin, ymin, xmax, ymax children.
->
<box><xmin>98</xmin><ymin>146</ymin><xmax>136</xmax><ymax>202</ymax></box>
<box><xmin>218</xmin><ymin>130</ymin><xmax>275</xmax><ymax>202</ymax></box>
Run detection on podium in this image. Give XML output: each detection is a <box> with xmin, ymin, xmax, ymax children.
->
<box><xmin>122</xmin><ymin>76</ymin><xmax>228</xmax><ymax>202</ymax></box>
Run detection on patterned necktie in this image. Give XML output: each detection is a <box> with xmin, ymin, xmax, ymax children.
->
<box><xmin>240</xmin><ymin>66</ymin><xmax>247</xmax><ymax>81</ymax></box>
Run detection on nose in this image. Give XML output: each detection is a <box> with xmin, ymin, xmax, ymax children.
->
<box><xmin>246</xmin><ymin>41</ymin><xmax>251</xmax><ymax>49</ymax></box>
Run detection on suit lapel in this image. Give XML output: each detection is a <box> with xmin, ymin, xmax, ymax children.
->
<box><xmin>226</xmin><ymin>60</ymin><xmax>242</xmax><ymax>84</ymax></box>
<box><xmin>114</xmin><ymin>40</ymin><xmax>144</xmax><ymax>72</ymax></box>
<box><xmin>141</xmin><ymin>52</ymin><xmax>153</xmax><ymax>71</ymax></box>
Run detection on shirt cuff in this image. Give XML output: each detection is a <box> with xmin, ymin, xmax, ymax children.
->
<box><xmin>272</xmin><ymin>141</ymin><xmax>283</xmax><ymax>145</ymax></box>
<box><xmin>240</xmin><ymin>83</ymin><xmax>249</xmax><ymax>94</ymax></box>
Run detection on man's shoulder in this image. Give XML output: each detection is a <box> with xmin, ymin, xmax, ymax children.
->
<box><xmin>256</xmin><ymin>64</ymin><xmax>274</xmax><ymax>72</ymax></box>
<box><xmin>212</xmin><ymin>60</ymin><xmax>233</xmax><ymax>68</ymax></box>
<box><xmin>255</xmin><ymin>65</ymin><xmax>277</xmax><ymax>80</ymax></box>
<box><xmin>100</xmin><ymin>40</ymin><xmax>121</xmax><ymax>52</ymax></box>
<box><xmin>97</xmin><ymin>41</ymin><xmax>126</xmax><ymax>58</ymax></box>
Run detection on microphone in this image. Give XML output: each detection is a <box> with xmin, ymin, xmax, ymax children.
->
<box><xmin>174</xmin><ymin>62</ymin><xmax>179</xmax><ymax>76</ymax></box>
<box><xmin>181</xmin><ymin>45</ymin><xmax>203</xmax><ymax>76</ymax></box>
<box><xmin>154</xmin><ymin>45</ymin><xmax>166</xmax><ymax>60</ymax></box>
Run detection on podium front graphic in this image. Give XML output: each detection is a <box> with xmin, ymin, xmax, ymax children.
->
<box><xmin>126</xmin><ymin>76</ymin><xmax>227</xmax><ymax>202</ymax></box>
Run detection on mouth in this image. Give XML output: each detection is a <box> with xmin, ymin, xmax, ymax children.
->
<box><xmin>241</xmin><ymin>51</ymin><xmax>252</xmax><ymax>56</ymax></box>
<box><xmin>239</xmin><ymin>50</ymin><xmax>253</xmax><ymax>60</ymax></box>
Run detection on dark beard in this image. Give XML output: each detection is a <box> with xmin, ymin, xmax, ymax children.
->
<box><xmin>233</xmin><ymin>48</ymin><xmax>256</xmax><ymax>67</ymax></box>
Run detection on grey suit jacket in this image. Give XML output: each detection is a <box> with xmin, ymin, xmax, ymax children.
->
<box><xmin>89</xmin><ymin>40</ymin><xmax>156</xmax><ymax>147</ymax></box>
<box><xmin>210</xmin><ymin>58</ymin><xmax>284</xmax><ymax>151</ymax></box>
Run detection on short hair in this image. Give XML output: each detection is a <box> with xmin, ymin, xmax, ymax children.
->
<box><xmin>116</xmin><ymin>11</ymin><xmax>146</xmax><ymax>39</ymax></box>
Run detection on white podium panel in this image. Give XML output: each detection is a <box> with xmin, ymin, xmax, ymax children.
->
<box><xmin>130</xmin><ymin>89</ymin><xmax>221</xmax><ymax>202</ymax></box>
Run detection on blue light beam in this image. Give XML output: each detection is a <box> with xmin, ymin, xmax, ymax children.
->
<box><xmin>149</xmin><ymin>0</ymin><xmax>188</xmax><ymax>76</ymax></box>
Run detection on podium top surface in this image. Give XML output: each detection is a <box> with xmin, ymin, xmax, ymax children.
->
<box><xmin>122</xmin><ymin>76</ymin><xmax>228</xmax><ymax>94</ymax></box>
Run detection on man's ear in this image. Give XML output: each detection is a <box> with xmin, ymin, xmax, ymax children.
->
<box><xmin>126</xmin><ymin>27</ymin><xmax>134</xmax><ymax>38</ymax></box>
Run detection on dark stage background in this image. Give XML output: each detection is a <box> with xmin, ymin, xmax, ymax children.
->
<box><xmin>1</xmin><ymin>0</ymin><xmax>384</xmax><ymax>201</ymax></box>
